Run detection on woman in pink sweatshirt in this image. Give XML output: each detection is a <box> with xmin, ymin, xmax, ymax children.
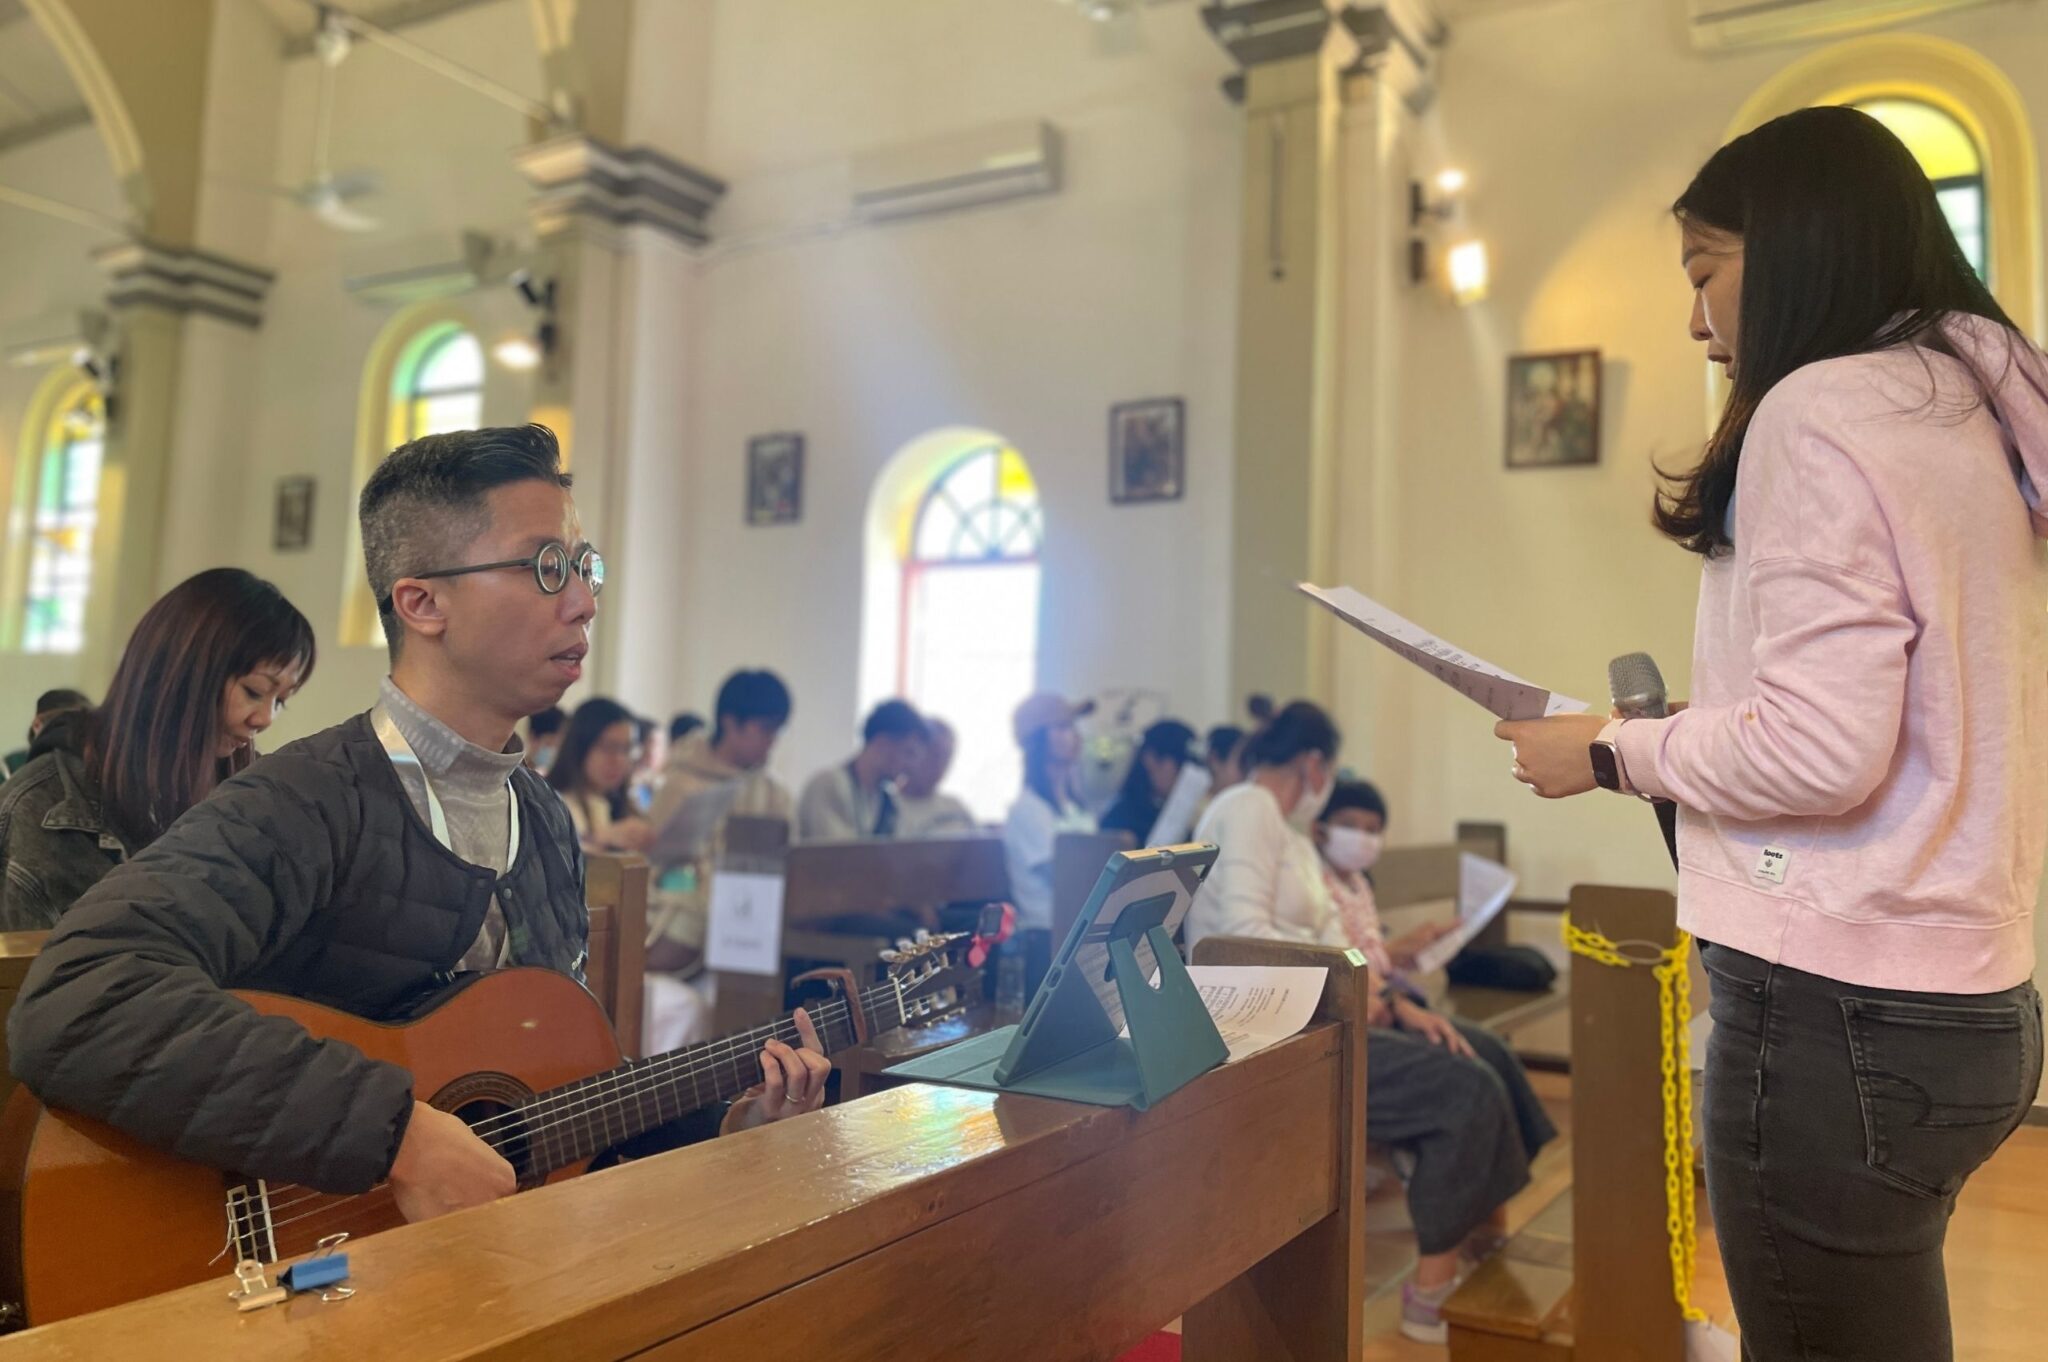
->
<box><xmin>1498</xmin><ymin>106</ymin><xmax>2047</xmax><ymax>1359</ymax></box>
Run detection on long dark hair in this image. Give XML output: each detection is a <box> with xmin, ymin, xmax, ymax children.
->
<box><xmin>87</xmin><ymin>568</ymin><xmax>316</xmax><ymax>845</ymax></box>
<box><xmin>1242</xmin><ymin>700</ymin><xmax>1340</xmax><ymax>770</ymax></box>
<box><xmin>1658</xmin><ymin>105</ymin><xmax>2021</xmax><ymax>556</ymax></box>
<box><xmin>1023</xmin><ymin>728</ymin><xmax>1074</xmax><ymax>812</ymax></box>
<box><xmin>547</xmin><ymin>698</ymin><xmax>640</xmax><ymax>814</ymax></box>
<box><xmin>1115</xmin><ymin>719</ymin><xmax>1196</xmax><ymax>811</ymax></box>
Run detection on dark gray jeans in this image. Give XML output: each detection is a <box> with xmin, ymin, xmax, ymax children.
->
<box><xmin>1700</xmin><ymin>941</ymin><xmax>2042</xmax><ymax>1361</ymax></box>
<box><xmin>1366</xmin><ymin>1016</ymin><xmax>1557</xmax><ymax>1254</ymax></box>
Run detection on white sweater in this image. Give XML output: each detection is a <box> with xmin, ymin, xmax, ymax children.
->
<box><xmin>1184</xmin><ymin>783</ymin><xmax>1349</xmax><ymax>953</ymax></box>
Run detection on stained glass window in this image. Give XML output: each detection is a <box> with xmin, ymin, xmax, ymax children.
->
<box><xmin>396</xmin><ymin>325</ymin><xmax>484</xmax><ymax>441</ymax></box>
<box><xmin>900</xmin><ymin>445</ymin><xmax>1044</xmax><ymax>820</ymax></box>
<box><xmin>21</xmin><ymin>388</ymin><xmax>106</xmax><ymax>654</ymax></box>
<box><xmin>1855</xmin><ymin>97</ymin><xmax>1988</xmax><ymax>281</ymax></box>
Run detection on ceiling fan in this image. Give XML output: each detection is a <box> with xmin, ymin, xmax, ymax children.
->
<box><xmin>261</xmin><ymin>4</ymin><xmax>383</xmax><ymax>232</ymax></box>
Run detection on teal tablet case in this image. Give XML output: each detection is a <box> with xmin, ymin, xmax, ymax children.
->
<box><xmin>884</xmin><ymin>844</ymin><xmax>1228</xmax><ymax>1110</ymax></box>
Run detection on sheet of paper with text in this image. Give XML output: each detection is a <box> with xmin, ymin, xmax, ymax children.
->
<box><xmin>1298</xmin><ymin>582</ymin><xmax>1591</xmax><ymax>720</ymax></box>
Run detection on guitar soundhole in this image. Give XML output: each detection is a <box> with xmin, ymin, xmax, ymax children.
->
<box><xmin>430</xmin><ymin>1071</ymin><xmax>543</xmax><ymax>1188</ymax></box>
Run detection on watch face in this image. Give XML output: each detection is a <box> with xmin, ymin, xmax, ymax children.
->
<box><xmin>1590</xmin><ymin>742</ymin><xmax>1622</xmax><ymax>791</ymax></box>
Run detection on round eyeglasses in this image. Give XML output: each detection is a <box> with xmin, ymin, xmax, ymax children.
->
<box><xmin>379</xmin><ymin>541</ymin><xmax>604</xmax><ymax>614</ymax></box>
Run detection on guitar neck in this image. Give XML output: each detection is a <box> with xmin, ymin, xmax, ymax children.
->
<box><xmin>514</xmin><ymin>978</ymin><xmax>910</xmax><ymax>1175</ymax></box>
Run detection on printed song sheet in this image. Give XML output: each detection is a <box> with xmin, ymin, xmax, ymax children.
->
<box><xmin>1144</xmin><ymin>762</ymin><xmax>1213</xmax><ymax>849</ymax></box>
<box><xmin>1409</xmin><ymin>854</ymin><xmax>1518</xmax><ymax>976</ymax></box>
<box><xmin>1182</xmin><ymin>965</ymin><xmax>1328</xmax><ymax>1064</ymax></box>
<box><xmin>1298</xmin><ymin>582</ymin><xmax>1590</xmax><ymax>720</ymax></box>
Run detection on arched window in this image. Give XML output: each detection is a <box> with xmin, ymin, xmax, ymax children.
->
<box><xmin>21</xmin><ymin>386</ymin><xmax>106</xmax><ymax>654</ymax></box>
<box><xmin>396</xmin><ymin>324</ymin><xmax>485</xmax><ymax>440</ymax></box>
<box><xmin>1854</xmin><ymin>97</ymin><xmax>1987</xmax><ymax>280</ymax></box>
<box><xmin>1726</xmin><ymin>34</ymin><xmax>2039</xmax><ymax>336</ymax></box>
<box><xmin>864</xmin><ymin>435</ymin><xmax>1044</xmax><ymax>821</ymax></box>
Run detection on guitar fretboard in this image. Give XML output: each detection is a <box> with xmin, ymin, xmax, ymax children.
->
<box><xmin>506</xmin><ymin>977</ymin><xmax>910</xmax><ymax>1174</ymax></box>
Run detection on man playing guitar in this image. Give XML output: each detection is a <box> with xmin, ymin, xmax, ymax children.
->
<box><xmin>7</xmin><ymin>425</ymin><xmax>830</xmax><ymax>1224</ymax></box>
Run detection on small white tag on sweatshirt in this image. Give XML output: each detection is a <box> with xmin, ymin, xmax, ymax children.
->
<box><xmin>1754</xmin><ymin>846</ymin><xmax>1790</xmax><ymax>885</ymax></box>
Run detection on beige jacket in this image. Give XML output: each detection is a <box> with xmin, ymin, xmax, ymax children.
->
<box><xmin>645</xmin><ymin>732</ymin><xmax>793</xmax><ymax>953</ymax></box>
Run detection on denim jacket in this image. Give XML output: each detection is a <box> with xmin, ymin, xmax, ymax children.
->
<box><xmin>0</xmin><ymin>719</ymin><xmax>129</xmax><ymax>931</ymax></box>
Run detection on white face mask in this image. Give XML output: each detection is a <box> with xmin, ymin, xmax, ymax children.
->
<box><xmin>1321</xmin><ymin>826</ymin><xmax>1383</xmax><ymax>875</ymax></box>
<box><xmin>1287</xmin><ymin>766</ymin><xmax>1336</xmax><ymax>834</ymax></box>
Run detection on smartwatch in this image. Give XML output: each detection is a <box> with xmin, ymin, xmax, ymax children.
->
<box><xmin>1590</xmin><ymin>737</ymin><xmax>1625</xmax><ymax>793</ymax></box>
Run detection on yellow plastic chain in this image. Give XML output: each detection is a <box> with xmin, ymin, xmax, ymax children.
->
<box><xmin>1560</xmin><ymin>913</ymin><xmax>1708</xmax><ymax>1324</ymax></box>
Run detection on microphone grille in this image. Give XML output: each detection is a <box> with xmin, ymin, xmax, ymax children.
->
<box><xmin>1608</xmin><ymin>651</ymin><xmax>1667</xmax><ymax>703</ymax></box>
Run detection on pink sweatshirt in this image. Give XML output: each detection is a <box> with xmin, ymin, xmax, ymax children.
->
<box><xmin>1616</xmin><ymin>314</ymin><xmax>2048</xmax><ymax>994</ymax></box>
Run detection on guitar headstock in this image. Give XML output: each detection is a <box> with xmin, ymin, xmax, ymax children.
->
<box><xmin>880</xmin><ymin>902</ymin><xmax>1016</xmax><ymax>1027</ymax></box>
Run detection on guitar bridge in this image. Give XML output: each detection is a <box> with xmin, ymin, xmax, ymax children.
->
<box><xmin>218</xmin><ymin>1180</ymin><xmax>277</xmax><ymax>1267</ymax></box>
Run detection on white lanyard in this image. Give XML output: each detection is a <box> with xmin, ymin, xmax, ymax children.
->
<box><xmin>372</xmin><ymin>706</ymin><xmax>521</xmax><ymax>870</ymax></box>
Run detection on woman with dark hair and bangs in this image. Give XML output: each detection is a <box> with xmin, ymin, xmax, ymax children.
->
<box><xmin>1497</xmin><ymin>105</ymin><xmax>2048</xmax><ymax>1358</ymax></box>
<box><xmin>0</xmin><ymin>568</ymin><xmax>315</xmax><ymax>928</ymax></box>
<box><xmin>546</xmin><ymin>696</ymin><xmax>655</xmax><ymax>853</ymax></box>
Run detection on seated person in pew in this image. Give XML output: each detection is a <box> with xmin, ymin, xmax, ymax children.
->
<box><xmin>1002</xmin><ymin>692</ymin><xmax>1097</xmax><ymax>933</ymax></box>
<box><xmin>521</xmin><ymin>703</ymin><xmax>565</xmax><ymax>775</ymax></box>
<box><xmin>643</xmin><ymin>668</ymin><xmax>796</xmax><ymax>1049</ymax></box>
<box><xmin>547</xmin><ymin>696</ymin><xmax>656</xmax><ymax>854</ymax></box>
<box><xmin>1099</xmin><ymin>718</ymin><xmax>1200</xmax><ymax>848</ymax></box>
<box><xmin>894</xmin><ymin>716</ymin><xmax>977</xmax><ymax>838</ymax></box>
<box><xmin>7</xmin><ymin>426</ymin><xmax>828</xmax><ymax>1227</ymax></box>
<box><xmin>4</xmin><ymin>688</ymin><xmax>89</xmax><ymax>780</ymax></box>
<box><xmin>796</xmin><ymin>699</ymin><xmax>927</xmax><ymax>841</ymax></box>
<box><xmin>1315</xmin><ymin>779</ymin><xmax>1454</xmax><ymax>980</ymax></box>
<box><xmin>0</xmin><ymin>570</ymin><xmax>314</xmax><ymax>930</ymax></box>
<box><xmin>1184</xmin><ymin>700</ymin><xmax>1553</xmax><ymax>1347</ymax></box>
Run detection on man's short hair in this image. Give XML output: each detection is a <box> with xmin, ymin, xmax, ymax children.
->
<box><xmin>862</xmin><ymin>699</ymin><xmax>927</xmax><ymax>745</ymax></box>
<box><xmin>528</xmin><ymin>705</ymin><xmax>567</xmax><ymax>738</ymax></box>
<box><xmin>358</xmin><ymin>425</ymin><xmax>572</xmax><ymax>654</ymax></box>
<box><xmin>33</xmin><ymin>689</ymin><xmax>90</xmax><ymax>718</ymax></box>
<box><xmin>713</xmin><ymin>670</ymin><xmax>793</xmax><ymax>741</ymax></box>
<box><xmin>669</xmin><ymin>712</ymin><xmax>706</xmax><ymax>744</ymax></box>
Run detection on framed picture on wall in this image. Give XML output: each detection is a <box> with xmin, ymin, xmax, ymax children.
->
<box><xmin>274</xmin><ymin>477</ymin><xmax>316</xmax><ymax>551</ymax></box>
<box><xmin>746</xmin><ymin>433</ymin><xmax>804</xmax><ymax>527</ymax></box>
<box><xmin>1109</xmin><ymin>397</ymin><xmax>1185</xmax><ymax>504</ymax></box>
<box><xmin>1505</xmin><ymin>350</ymin><xmax>1602</xmax><ymax>470</ymax></box>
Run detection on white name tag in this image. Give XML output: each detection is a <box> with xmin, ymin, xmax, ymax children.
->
<box><xmin>1754</xmin><ymin>846</ymin><xmax>1790</xmax><ymax>885</ymax></box>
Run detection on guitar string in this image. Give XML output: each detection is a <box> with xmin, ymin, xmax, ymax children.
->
<box><xmin>234</xmin><ymin>1007</ymin><xmax>865</xmax><ymax>1235</ymax></box>
<box><xmin>462</xmin><ymin>988</ymin><xmax>876</xmax><ymax>1143</ymax></box>
<box><xmin>460</xmin><ymin>972</ymin><xmax>917</xmax><ymax>1145</ymax></box>
<box><xmin>228</xmin><ymin>976</ymin><xmax>927</xmax><ymax>1238</ymax></box>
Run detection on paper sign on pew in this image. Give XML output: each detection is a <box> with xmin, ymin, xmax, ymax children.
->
<box><xmin>1297</xmin><ymin>582</ymin><xmax>1590</xmax><ymax>721</ymax></box>
<box><xmin>1408</xmin><ymin>854</ymin><xmax>1519</xmax><ymax>976</ymax></box>
<box><xmin>704</xmin><ymin>871</ymin><xmax>786</xmax><ymax>976</ymax></box>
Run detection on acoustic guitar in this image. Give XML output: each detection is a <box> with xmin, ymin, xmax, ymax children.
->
<box><xmin>0</xmin><ymin>925</ymin><xmax>995</xmax><ymax>1327</ymax></box>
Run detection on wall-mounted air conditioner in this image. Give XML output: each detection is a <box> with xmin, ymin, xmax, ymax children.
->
<box><xmin>1688</xmin><ymin>0</ymin><xmax>1995</xmax><ymax>52</ymax></box>
<box><xmin>849</xmin><ymin>120</ymin><xmax>1062</xmax><ymax>224</ymax></box>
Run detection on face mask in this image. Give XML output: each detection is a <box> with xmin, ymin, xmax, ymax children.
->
<box><xmin>1321</xmin><ymin>826</ymin><xmax>1383</xmax><ymax>874</ymax></box>
<box><xmin>1287</xmin><ymin>767</ymin><xmax>1335</xmax><ymax>834</ymax></box>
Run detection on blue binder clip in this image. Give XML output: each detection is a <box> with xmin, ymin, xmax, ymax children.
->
<box><xmin>277</xmin><ymin>1233</ymin><xmax>355</xmax><ymax>1302</ymax></box>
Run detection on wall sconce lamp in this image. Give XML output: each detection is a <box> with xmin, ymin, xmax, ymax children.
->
<box><xmin>1408</xmin><ymin>168</ymin><xmax>1486</xmax><ymax>305</ymax></box>
<box><xmin>493</xmin><ymin>269</ymin><xmax>558</xmax><ymax>372</ymax></box>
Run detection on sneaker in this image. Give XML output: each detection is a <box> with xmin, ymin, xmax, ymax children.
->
<box><xmin>1401</xmin><ymin>1279</ymin><xmax>1455</xmax><ymax>1346</ymax></box>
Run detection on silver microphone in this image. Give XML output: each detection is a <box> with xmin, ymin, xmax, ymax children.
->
<box><xmin>1609</xmin><ymin>651</ymin><xmax>1669</xmax><ymax>720</ymax></box>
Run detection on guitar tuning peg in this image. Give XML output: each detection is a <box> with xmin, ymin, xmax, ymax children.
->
<box><xmin>913</xmin><ymin>928</ymin><xmax>932</xmax><ymax>944</ymax></box>
<box><xmin>880</xmin><ymin>949</ymin><xmax>902</xmax><ymax>964</ymax></box>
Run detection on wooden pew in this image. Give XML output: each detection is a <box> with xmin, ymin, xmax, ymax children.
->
<box><xmin>581</xmin><ymin>854</ymin><xmax>649</xmax><ymax>1059</ymax></box>
<box><xmin>0</xmin><ymin>936</ymin><xmax>48</xmax><ymax>1114</ymax></box>
<box><xmin>1444</xmin><ymin>884</ymin><xmax>1687</xmax><ymax>1361</ymax></box>
<box><xmin>0</xmin><ymin>941</ymin><xmax>1373</xmax><ymax>1362</ymax></box>
<box><xmin>1050</xmin><ymin>829</ymin><xmax>1136</xmax><ymax>952</ymax></box>
<box><xmin>714</xmin><ymin>835</ymin><xmax>1010</xmax><ymax>1031</ymax></box>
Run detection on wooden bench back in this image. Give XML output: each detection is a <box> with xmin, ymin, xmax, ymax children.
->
<box><xmin>1</xmin><ymin>938</ymin><xmax>1372</xmax><ymax>1361</ymax></box>
<box><xmin>0</xmin><ymin>932</ymin><xmax>48</xmax><ymax>1111</ymax></box>
<box><xmin>582</xmin><ymin>855</ymin><xmax>648</xmax><ymax>1058</ymax></box>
